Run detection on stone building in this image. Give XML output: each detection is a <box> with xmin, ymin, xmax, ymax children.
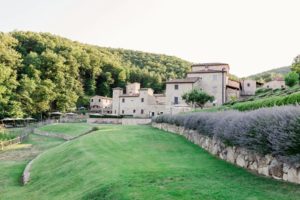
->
<box><xmin>164</xmin><ymin>63</ymin><xmax>240</xmax><ymax>114</ymax></box>
<box><xmin>165</xmin><ymin>77</ymin><xmax>201</xmax><ymax>114</ymax></box>
<box><xmin>110</xmin><ymin>63</ymin><xmax>259</xmax><ymax>117</ymax></box>
<box><xmin>263</xmin><ymin>79</ymin><xmax>286</xmax><ymax>89</ymax></box>
<box><xmin>240</xmin><ymin>79</ymin><xmax>263</xmax><ymax>96</ymax></box>
<box><xmin>90</xmin><ymin>96</ymin><xmax>113</xmax><ymax>114</ymax></box>
<box><xmin>112</xmin><ymin>83</ymin><xmax>166</xmax><ymax>118</ymax></box>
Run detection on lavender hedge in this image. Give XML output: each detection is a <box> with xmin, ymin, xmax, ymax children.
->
<box><xmin>153</xmin><ymin>106</ymin><xmax>300</xmax><ymax>164</ymax></box>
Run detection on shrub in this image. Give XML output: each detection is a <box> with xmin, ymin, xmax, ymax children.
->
<box><xmin>153</xmin><ymin>106</ymin><xmax>300</xmax><ymax>165</ymax></box>
<box><xmin>285</xmin><ymin>71</ymin><xmax>299</xmax><ymax>87</ymax></box>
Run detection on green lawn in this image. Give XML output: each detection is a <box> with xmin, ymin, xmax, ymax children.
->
<box><xmin>0</xmin><ymin>134</ymin><xmax>64</xmax><ymax>198</ymax></box>
<box><xmin>37</xmin><ymin>123</ymin><xmax>94</xmax><ymax>137</ymax></box>
<box><xmin>1</xmin><ymin>125</ymin><xmax>299</xmax><ymax>200</ymax></box>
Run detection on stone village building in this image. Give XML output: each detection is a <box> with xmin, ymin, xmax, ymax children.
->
<box><xmin>112</xmin><ymin>83</ymin><xmax>166</xmax><ymax>118</ymax></box>
<box><xmin>89</xmin><ymin>96</ymin><xmax>113</xmax><ymax>114</ymax></box>
<box><xmin>165</xmin><ymin>63</ymin><xmax>240</xmax><ymax>114</ymax></box>
<box><xmin>263</xmin><ymin>78</ymin><xmax>286</xmax><ymax>89</ymax></box>
<box><xmin>90</xmin><ymin>63</ymin><xmax>263</xmax><ymax>117</ymax></box>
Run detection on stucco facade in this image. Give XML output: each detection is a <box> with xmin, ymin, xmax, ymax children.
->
<box><xmin>110</xmin><ymin>63</ymin><xmax>262</xmax><ymax>117</ymax></box>
<box><xmin>187</xmin><ymin>71</ymin><xmax>227</xmax><ymax>105</ymax></box>
<box><xmin>165</xmin><ymin>77</ymin><xmax>200</xmax><ymax>114</ymax></box>
<box><xmin>112</xmin><ymin>83</ymin><xmax>166</xmax><ymax>118</ymax></box>
<box><xmin>90</xmin><ymin>96</ymin><xmax>112</xmax><ymax>114</ymax></box>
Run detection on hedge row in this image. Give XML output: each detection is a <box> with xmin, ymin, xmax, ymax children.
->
<box><xmin>153</xmin><ymin>106</ymin><xmax>300</xmax><ymax>164</ymax></box>
<box><xmin>89</xmin><ymin>114</ymin><xmax>133</xmax><ymax>119</ymax></box>
<box><xmin>231</xmin><ymin>92</ymin><xmax>300</xmax><ymax>111</ymax></box>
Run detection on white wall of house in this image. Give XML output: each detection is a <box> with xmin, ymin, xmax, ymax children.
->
<box><xmin>112</xmin><ymin>85</ymin><xmax>166</xmax><ymax>118</ymax></box>
<box><xmin>90</xmin><ymin>96</ymin><xmax>112</xmax><ymax>113</ymax></box>
<box><xmin>126</xmin><ymin>82</ymin><xmax>140</xmax><ymax>95</ymax></box>
<box><xmin>187</xmin><ymin>72</ymin><xmax>227</xmax><ymax>105</ymax></box>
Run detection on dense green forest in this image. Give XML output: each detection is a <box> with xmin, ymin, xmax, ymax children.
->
<box><xmin>0</xmin><ymin>31</ymin><xmax>191</xmax><ymax>118</ymax></box>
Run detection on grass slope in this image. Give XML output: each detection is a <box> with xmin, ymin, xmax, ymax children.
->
<box><xmin>37</xmin><ymin>123</ymin><xmax>94</xmax><ymax>137</ymax></box>
<box><xmin>0</xmin><ymin>134</ymin><xmax>64</xmax><ymax>197</ymax></box>
<box><xmin>1</xmin><ymin>125</ymin><xmax>299</xmax><ymax>200</ymax></box>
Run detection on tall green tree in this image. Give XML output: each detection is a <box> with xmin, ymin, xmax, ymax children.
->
<box><xmin>0</xmin><ymin>33</ymin><xmax>22</xmax><ymax>118</ymax></box>
<box><xmin>0</xmin><ymin>31</ymin><xmax>192</xmax><ymax>118</ymax></box>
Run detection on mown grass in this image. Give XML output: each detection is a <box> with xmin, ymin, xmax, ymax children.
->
<box><xmin>1</xmin><ymin>125</ymin><xmax>299</xmax><ymax>200</ymax></box>
<box><xmin>38</xmin><ymin>123</ymin><xmax>94</xmax><ymax>136</ymax></box>
<box><xmin>0</xmin><ymin>134</ymin><xmax>64</xmax><ymax>197</ymax></box>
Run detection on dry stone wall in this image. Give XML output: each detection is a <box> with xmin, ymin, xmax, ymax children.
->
<box><xmin>87</xmin><ymin>118</ymin><xmax>151</xmax><ymax>125</ymax></box>
<box><xmin>152</xmin><ymin>122</ymin><xmax>300</xmax><ymax>184</ymax></box>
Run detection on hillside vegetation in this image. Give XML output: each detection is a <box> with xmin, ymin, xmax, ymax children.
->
<box><xmin>0</xmin><ymin>31</ymin><xmax>191</xmax><ymax>118</ymax></box>
<box><xmin>1</xmin><ymin>125</ymin><xmax>300</xmax><ymax>200</ymax></box>
<box><xmin>247</xmin><ymin>66</ymin><xmax>291</xmax><ymax>82</ymax></box>
<box><xmin>225</xmin><ymin>86</ymin><xmax>300</xmax><ymax>111</ymax></box>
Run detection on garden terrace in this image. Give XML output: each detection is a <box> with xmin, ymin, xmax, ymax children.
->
<box><xmin>1</xmin><ymin>124</ymin><xmax>300</xmax><ymax>199</ymax></box>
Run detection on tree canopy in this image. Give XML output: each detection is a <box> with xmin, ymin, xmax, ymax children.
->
<box><xmin>0</xmin><ymin>31</ymin><xmax>191</xmax><ymax>118</ymax></box>
<box><xmin>182</xmin><ymin>89</ymin><xmax>215</xmax><ymax>109</ymax></box>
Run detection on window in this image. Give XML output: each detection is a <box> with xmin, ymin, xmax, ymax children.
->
<box><xmin>174</xmin><ymin>85</ymin><xmax>179</xmax><ymax>90</ymax></box>
<box><xmin>212</xmin><ymin>75</ymin><xmax>218</xmax><ymax>81</ymax></box>
<box><xmin>267</xmin><ymin>85</ymin><xmax>270</xmax><ymax>88</ymax></box>
<box><xmin>174</xmin><ymin>97</ymin><xmax>179</xmax><ymax>104</ymax></box>
<box><xmin>133</xmin><ymin>109</ymin><xmax>136</xmax><ymax>113</ymax></box>
<box><xmin>91</xmin><ymin>99</ymin><xmax>93</xmax><ymax>102</ymax></box>
<box><xmin>141</xmin><ymin>98</ymin><xmax>144</xmax><ymax>102</ymax></box>
<box><xmin>98</xmin><ymin>99</ymin><xmax>101</xmax><ymax>102</ymax></box>
<box><xmin>151</xmin><ymin>112</ymin><xmax>155</xmax><ymax>117</ymax></box>
<box><xmin>247</xmin><ymin>83</ymin><xmax>251</xmax><ymax>87</ymax></box>
<box><xmin>114</xmin><ymin>110</ymin><xmax>116</xmax><ymax>114</ymax></box>
<box><xmin>141</xmin><ymin>109</ymin><xmax>144</xmax><ymax>114</ymax></box>
<box><xmin>122</xmin><ymin>110</ymin><xmax>124</xmax><ymax>114</ymax></box>
<box><xmin>122</xmin><ymin>98</ymin><xmax>125</xmax><ymax>103</ymax></box>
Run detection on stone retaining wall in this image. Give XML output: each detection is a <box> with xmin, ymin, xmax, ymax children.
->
<box><xmin>121</xmin><ymin>118</ymin><xmax>151</xmax><ymax>125</ymax></box>
<box><xmin>87</xmin><ymin>118</ymin><xmax>122</xmax><ymax>124</ymax></box>
<box><xmin>87</xmin><ymin>118</ymin><xmax>151</xmax><ymax>125</ymax></box>
<box><xmin>22</xmin><ymin>127</ymin><xmax>95</xmax><ymax>185</ymax></box>
<box><xmin>152</xmin><ymin>122</ymin><xmax>300</xmax><ymax>184</ymax></box>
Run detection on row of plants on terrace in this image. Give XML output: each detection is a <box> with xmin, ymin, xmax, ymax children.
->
<box><xmin>153</xmin><ymin>105</ymin><xmax>300</xmax><ymax>165</ymax></box>
<box><xmin>225</xmin><ymin>85</ymin><xmax>300</xmax><ymax>106</ymax></box>
<box><xmin>231</xmin><ymin>92</ymin><xmax>300</xmax><ymax>111</ymax></box>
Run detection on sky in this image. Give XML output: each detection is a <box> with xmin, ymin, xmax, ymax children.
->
<box><xmin>0</xmin><ymin>0</ymin><xmax>299</xmax><ymax>77</ymax></box>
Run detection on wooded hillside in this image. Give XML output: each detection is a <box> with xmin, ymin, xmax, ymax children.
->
<box><xmin>0</xmin><ymin>31</ymin><xmax>191</xmax><ymax>118</ymax></box>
